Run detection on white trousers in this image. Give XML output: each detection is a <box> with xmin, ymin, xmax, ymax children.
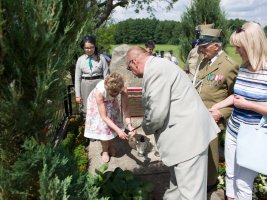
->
<box><xmin>225</xmin><ymin>132</ymin><xmax>258</xmax><ymax>200</ymax></box>
<box><xmin>163</xmin><ymin>148</ymin><xmax>208</xmax><ymax>200</ymax></box>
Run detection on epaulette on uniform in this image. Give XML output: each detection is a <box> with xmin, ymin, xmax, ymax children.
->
<box><xmin>225</xmin><ymin>55</ymin><xmax>236</xmax><ymax>65</ymax></box>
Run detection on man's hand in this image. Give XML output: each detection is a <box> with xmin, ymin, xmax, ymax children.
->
<box><xmin>209</xmin><ymin>109</ymin><xmax>222</xmax><ymax>123</ymax></box>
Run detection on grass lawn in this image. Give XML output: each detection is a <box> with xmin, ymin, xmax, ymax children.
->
<box><xmin>225</xmin><ymin>45</ymin><xmax>242</xmax><ymax>65</ymax></box>
<box><xmin>111</xmin><ymin>44</ymin><xmax>242</xmax><ymax>68</ymax></box>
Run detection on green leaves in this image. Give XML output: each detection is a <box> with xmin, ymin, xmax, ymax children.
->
<box><xmin>179</xmin><ymin>0</ymin><xmax>228</xmax><ymax>60</ymax></box>
<box><xmin>94</xmin><ymin>166</ymin><xmax>154</xmax><ymax>200</ymax></box>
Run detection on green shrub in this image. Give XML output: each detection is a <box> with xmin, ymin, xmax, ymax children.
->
<box><xmin>93</xmin><ymin>165</ymin><xmax>154</xmax><ymax>200</ymax></box>
<box><xmin>73</xmin><ymin>145</ymin><xmax>88</xmax><ymax>171</ymax></box>
<box><xmin>0</xmin><ymin>138</ymin><xmax>106</xmax><ymax>200</ymax></box>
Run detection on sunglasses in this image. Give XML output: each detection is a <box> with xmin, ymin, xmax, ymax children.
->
<box><xmin>236</xmin><ymin>26</ymin><xmax>244</xmax><ymax>33</ymax></box>
<box><xmin>127</xmin><ymin>59</ymin><xmax>134</xmax><ymax>71</ymax></box>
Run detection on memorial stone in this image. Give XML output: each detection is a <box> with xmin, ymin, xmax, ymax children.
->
<box><xmin>109</xmin><ymin>44</ymin><xmax>142</xmax><ymax>87</ymax></box>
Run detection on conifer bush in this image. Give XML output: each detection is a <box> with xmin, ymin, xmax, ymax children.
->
<box><xmin>1</xmin><ymin>138</ymin><xmax>106</xmax><ymax>200</ymax></box>
<box><xmin>0</xmin><ymin>0</ymin><xmax>96</xmax><ymax>165</ymax></box>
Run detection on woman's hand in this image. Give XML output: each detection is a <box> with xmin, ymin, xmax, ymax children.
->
<box><xmin>233</xmin><ymin>95</ymin><xmax>251</xmax><ymax>110</ymax></box>
<box><xmin>76</xmin><ymin>97</ymin><xmax>82</xmax><ymax>104</ymax></box>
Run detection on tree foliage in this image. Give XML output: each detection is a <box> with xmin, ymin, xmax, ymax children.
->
<box><xmin>113</xmin><ymin>18</ymin><xmax>181</xmax><ymax>44</ymax></box>
<box><xmin>0</xmin><ymin>0</ymin><xmax>97</xmax><ymax>166</ymax></box>
<box><xmin>179</xmin><ymin>0</ymin><xmax>228</xmax><ymax>61</ymax></box>
<box><xmin>92</xmin><ymin>0</ymin><xmax>179</xmax><ymax>28</ymax></box>
<box><xmin>226</xmin><ymin>18</ymin><xmax>248</xmax><ymax>32</ymax></box>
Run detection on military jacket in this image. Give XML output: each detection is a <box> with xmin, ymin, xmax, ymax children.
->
<box><xmin>184</xmin><ymin>46</ymin><xmax>203</xmax><ymax>81</ymax></box>
<box><xmin>195</xmin><ymin>51</ymin><xmax>239</xmax><ymax>130</ymax></box>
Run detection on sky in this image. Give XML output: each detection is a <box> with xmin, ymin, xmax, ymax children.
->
<box><xmin>112</xmin><ymin>0</ymin><xmax>267</xmax><ymax>27</ymax></box>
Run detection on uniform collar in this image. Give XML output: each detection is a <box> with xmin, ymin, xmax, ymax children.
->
<box><xmin>209</xmin><ymin>50</ymin><xmax>223</xmax><ymax>65</ymax></box>
<box><xmin>86</xmin><ymin>54</ymin><xmax>96</xmax><ymax>59</ymax></box>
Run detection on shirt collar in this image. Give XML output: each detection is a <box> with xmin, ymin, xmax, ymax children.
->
<box><xmin>86</xmin><ymin>54</ymin><xmax>95</xmax><ymax>59</ymax></box>
<box><xmin>209</xmin><ymin>50</ymin><xmax>223</xmax><ymax>65</ymax></box>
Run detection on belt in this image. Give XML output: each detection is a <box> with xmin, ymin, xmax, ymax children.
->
<box><xmin>82</xmin><ymin>75</ymin><xmax>103</xmax><ymax>80</ymax></box>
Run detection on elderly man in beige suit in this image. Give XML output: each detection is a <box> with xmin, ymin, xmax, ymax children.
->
<box><xmin>126</xmin><ymin>47</ymin><xmax>220</xmax><ymax>200</ymax></box>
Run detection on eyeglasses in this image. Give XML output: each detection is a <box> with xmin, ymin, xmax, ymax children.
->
<box><xmin>84</xmin><ymin>46</ymin><xmax>95</xmax><ymax>50</ymax></box>
<box><xmin>236</xmin><ymin>26</ymin><xmax>244</xmax><ymax>33</ymax></box>
<box><xmin>127</xmin><ymin>59</ymin><xmax>134</xmax><ymax>71</ymax></box>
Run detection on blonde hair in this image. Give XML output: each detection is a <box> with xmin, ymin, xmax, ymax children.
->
<box><xmin>230</xmin><ymin>22</ymin><xmax>267</xmax><ymax>71</ymax></box>
<box><xmin>104</xmin><ymin>72</ymin><xmax>124</xmax><ymax>96</ymax></box>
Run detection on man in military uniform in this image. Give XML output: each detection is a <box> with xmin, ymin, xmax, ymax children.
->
<box><xmin>184</xmin><ymin>24</ymin><xmax>214</xmax><ymax>81</ymax></box>
<box><xmin>194</xmin><ymin>28</ymin><xmax>239</xmax><ymax>191</ymax></box>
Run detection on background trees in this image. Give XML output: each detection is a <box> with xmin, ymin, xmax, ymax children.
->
<box><xmin>227</xmin><ymin>18</ymin><xmax>248</xmax><ymax>32</ymax></box>
<box><xmin>113</xmin><ymin>18</ymin><xmax>181</xmax><ymax>44</ymax></box>
<box><xmin>179</xmin><ymin>0</ymin><xmax>228</xmax><ymax>61</ymax></box>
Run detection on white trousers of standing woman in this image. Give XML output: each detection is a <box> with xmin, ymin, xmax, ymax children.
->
<box><xmin>225</xmin><ymin>132</ymin><xmax>258</xmax><ymax>200</ymax></box>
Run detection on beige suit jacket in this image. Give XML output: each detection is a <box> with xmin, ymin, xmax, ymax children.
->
<box><xmin>141</xmin><ymin>56</ymin><xmax>220</xmax><ymax>166</ymax></box>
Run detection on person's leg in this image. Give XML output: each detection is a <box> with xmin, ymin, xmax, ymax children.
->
<box><xmin>207</xmin><ymin>136</ymin><xmax>219</xmax><ymax>189</ymax></box>
<box><xmin>101</xmin><ymin>140</ymin><xmax>110</xmax><ymax>163</ymax></box>
<box><xmin>235</xmin><ymin>166</ymin><xmax>257</xmax><ymax>200</ymax></box>
<box><xmin>80</xmin><ymin>80</ymin><xmax>90</xmax><ymax>116</ymax></box>
<box><xmin>225</xmin><ymin>132</ymin><xmax>237</xmax><ymax>200</ymax></box>
<box><xmin>163</xmin><ymin>166</ymin><xmax>180</xmax><ymax>200</ymax></box>
<box><xmin>163</xmin><ymin>148</ymin><xmax>208</xmax><ymax>200</ymax></box>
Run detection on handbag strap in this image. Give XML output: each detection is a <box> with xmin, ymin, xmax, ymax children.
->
<box><xmin>258</xmin><ymin>115</ymin><xmax>267</xmax><ymax>129</ymax></box>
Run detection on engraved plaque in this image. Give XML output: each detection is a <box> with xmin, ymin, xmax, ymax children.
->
<box><xmin>127</xmin><ymin>87</ymin><xmax>144</xmax><ymax>117</ymax></box>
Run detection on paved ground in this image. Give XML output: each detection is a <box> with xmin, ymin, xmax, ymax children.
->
<box><xmin>88</xmin><ymin>134</ymin><xmax>225</xmax><ymax>200</ymax></box>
